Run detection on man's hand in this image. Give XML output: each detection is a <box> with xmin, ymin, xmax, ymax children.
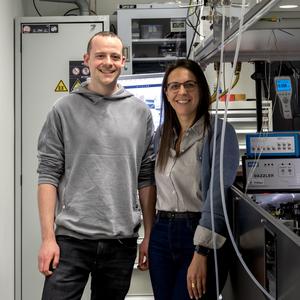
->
<box><xmin>138</xmin><ymin>185</ymin><xmax>156</xmax><ymax>271</ymax></box>
<box><xmin>137</xmin><ymin>237</ymin><xmax>149</xmax><ymax>271</ymax></box>
<box><xmin>38</xmin><ymin>239</ymin><xmax>60</xmax><ymax>277</ymax></box>
<box><xmin>38</xmin><ymin>184</ymin><xmax>59</xmax><ymax>276</ymax></box>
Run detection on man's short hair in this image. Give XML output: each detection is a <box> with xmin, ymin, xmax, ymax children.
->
<box><xmin>86</xmin><ymin>31</ymin><xmax>123</xmax><ymax>53</ymax></box>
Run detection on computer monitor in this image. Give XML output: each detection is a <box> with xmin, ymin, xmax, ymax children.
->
<box><xmin>118</xmin><ymin>73</ymin><xmax>164</xmax><ymax>130</ymax></box>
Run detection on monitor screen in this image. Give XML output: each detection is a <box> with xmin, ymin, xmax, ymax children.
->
<box><xmin>118</xmin><ymin>73</ymin><xmax>164</xmax><ymax>130</ymax></box>
<box><xmin>275</xmin><ymin>78</ymin><xmax>292</xmax><ymax>92</ymax></box>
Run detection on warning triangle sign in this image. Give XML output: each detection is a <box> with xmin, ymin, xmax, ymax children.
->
<box><xmin>71</xmin><ymin>79</ymin><xmax>82</xmax><ymax>91</ymax></box>
<box><xmin>55</xmin><ymin>80</ymin><xmax>68</xmax><ymax>92</ymax></box>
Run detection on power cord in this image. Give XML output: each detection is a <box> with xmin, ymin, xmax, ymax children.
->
<box><xmin>33</xmin><ymin>0</ymin><xmax>42</xmax><ymax>16</ymax></box>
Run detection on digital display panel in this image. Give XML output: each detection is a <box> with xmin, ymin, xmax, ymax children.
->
<box><xmin>275</xmin><ymin>78</ymin><xmax>291</xmax><ymax>92</ymax></box>
<box><xmin>118</xmin><ymin>73</ymin><xmax>164</xmax><ymax>129</ymax></box>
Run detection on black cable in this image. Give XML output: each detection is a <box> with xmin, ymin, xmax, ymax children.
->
<box><xmin>185</xmin><ymin>1</ymin><xmax>199</xmax><ymax>31</ymax></box>
<box><xmin>185</xmin><ymin>1</ymin><xmax>203</xmax><ymax>39</ymax></box>
<box><xmin>187</xmin><ymin>2</ymin><xmax>202</xmax><ymax>58</ymax></box>
<box><xmin>187</xmin><ymin>22</ymin><xmax>197</xmax><ymax>59</ymax></box>
<box><xmin>288</xmin><ymin>62</ymin><xmax>300</xmax><ymax>76</ymax></box>
<box><xmin>185</xmin><ymin>3</ymin><xmax>196</xmax><ymax>27</ymax></box>
<box><xmin>33</xmin><ymin>0</ymin><xmax>42</xmax><ymax>16</ymax></box>
<box><xmin>110</xmin><ymin>23</ymin><xmax>117</xmax><ymax>34</ymax></box>
<box><xmin>64</xmin><ymin>8</ymin><xmax>79</xmax><ymax>16</ymax></box>
<box><xmin>193</xmin><ymin>5</ymin><xmax>203</xmax><ymax>38</ymax></box>
<box><xmin>64</xmin><ymin>7</ymin><xmax>96</xmax><ymax>16</ymax></box>
<box><xmin>185</xmin><ymin>2</ymin><xmax>195</xmax><ymax>58</ymax></box>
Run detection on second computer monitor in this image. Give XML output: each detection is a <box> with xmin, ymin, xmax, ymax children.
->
<box><xmin>118</xmin><ymin>72</ymin><xmax>164</xmax><ymax>130</ymax></box>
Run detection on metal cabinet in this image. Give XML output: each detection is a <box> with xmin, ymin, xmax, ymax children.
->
<box><xmin>224</xmin><ymin>187</ymin><xmax>300</xmax><ymax>300</ymax></box>
<box><xmin>14</xmin><ymin>16</ymin><xmax>109</xmax><ymax>300</ymax></box>
<box><xmin>117</xmin><ymin>4</ymin><xmax>193</xmax><ymax>74</ymax></box>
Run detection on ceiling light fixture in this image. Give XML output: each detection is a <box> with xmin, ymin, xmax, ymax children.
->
<box><xmin>279</xmin><ymin>4</ymin><xmax>299</xmax><ymax>9</ymax></box>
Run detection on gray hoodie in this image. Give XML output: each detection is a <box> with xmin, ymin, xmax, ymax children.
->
<box><xmin>37</xmin><ymin>82</ymin><xmax>155</xmax><ymax>239</ymax></box>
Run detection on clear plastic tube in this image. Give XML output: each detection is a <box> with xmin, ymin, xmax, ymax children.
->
<box><xmin>208</xmin><ymin>4</ymin><xmax>228</xmax><ymax>299</ymax></box>
<box><xmin>217</xmin><ymin>1</ymin><xmax>275</xmax><ymax>299</ymax></box>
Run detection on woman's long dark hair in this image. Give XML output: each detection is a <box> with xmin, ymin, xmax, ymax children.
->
<box><xmin>157</xmin><ymin>59</ymin><xmax>211</xmax><ymax>171</ymax></box>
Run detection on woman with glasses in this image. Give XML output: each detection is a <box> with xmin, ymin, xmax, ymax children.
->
<box><xmin>148</xmin><ymin>59</ymin><xmax>239</xmax><ymax>300</ymax></box>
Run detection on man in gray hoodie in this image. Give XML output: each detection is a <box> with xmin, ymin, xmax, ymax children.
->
<box><xmin>37</xmin><ymin>31</ymin><xmax>156</xmax><ymax>300</ymax></box>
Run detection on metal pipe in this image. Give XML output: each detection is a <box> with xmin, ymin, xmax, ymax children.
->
<box><xmin>74</xmin><ymin>0</ymin><xmax>89</xmax><ymax>15</ymax></box>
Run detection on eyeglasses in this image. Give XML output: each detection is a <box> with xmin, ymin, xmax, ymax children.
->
<box><xmin>166</xmin><ymin>80</ymin><xmax>198</xmax><ymax>92</ymax></box>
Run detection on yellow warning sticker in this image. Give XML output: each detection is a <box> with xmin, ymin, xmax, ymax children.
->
<box><xmin>71</xmin><ymin>79</ymin><xmax>82</xmax><ymax>91</ymax></box>
<box><xmin>55</xmin><ymin>80</ymin><xmax>68</xmax><ymax>92</ymax></box>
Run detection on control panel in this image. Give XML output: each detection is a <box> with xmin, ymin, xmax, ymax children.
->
<box><xmin>243</xmin><ymin>157</ymin><xmax>300</xmax><ymax>191</ymax></box>
<box><xmin>246</xmin><ymin>132</ymin><xmax>300</xmax><ymax>157</ymax></box>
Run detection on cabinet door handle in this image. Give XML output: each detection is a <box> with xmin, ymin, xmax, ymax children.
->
<box><xmin>123</xmin><ymin>46</ymin><xmax>130</xmax><ymax>62</ymax></box>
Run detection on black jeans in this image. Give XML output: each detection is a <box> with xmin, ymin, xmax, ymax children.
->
<box><xmin>42</xmin><ymin>235</ymin><xmax>137</xmax><ymax>300</ymax></box>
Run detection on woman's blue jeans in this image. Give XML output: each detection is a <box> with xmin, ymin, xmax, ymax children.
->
<box><xmin>148</xmin><ymin>213</ymin><xmax>232</xmax><ymax>300</ymax></box>
<box><xmin>41</xmin><ymin>235</ymin><xmax>137</xmax><ymax>300</ymax></box>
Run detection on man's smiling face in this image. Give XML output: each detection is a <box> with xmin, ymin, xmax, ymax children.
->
<box><xmin>83</xmin><ymin>35</ymin><xmax>125</xmax><ymax>94</ymax></box>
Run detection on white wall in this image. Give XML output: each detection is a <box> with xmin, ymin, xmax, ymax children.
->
<box><xmin>0</xmin><ymin>1</ymin><xmax>23</xmax><ymax>299</ymax></box>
